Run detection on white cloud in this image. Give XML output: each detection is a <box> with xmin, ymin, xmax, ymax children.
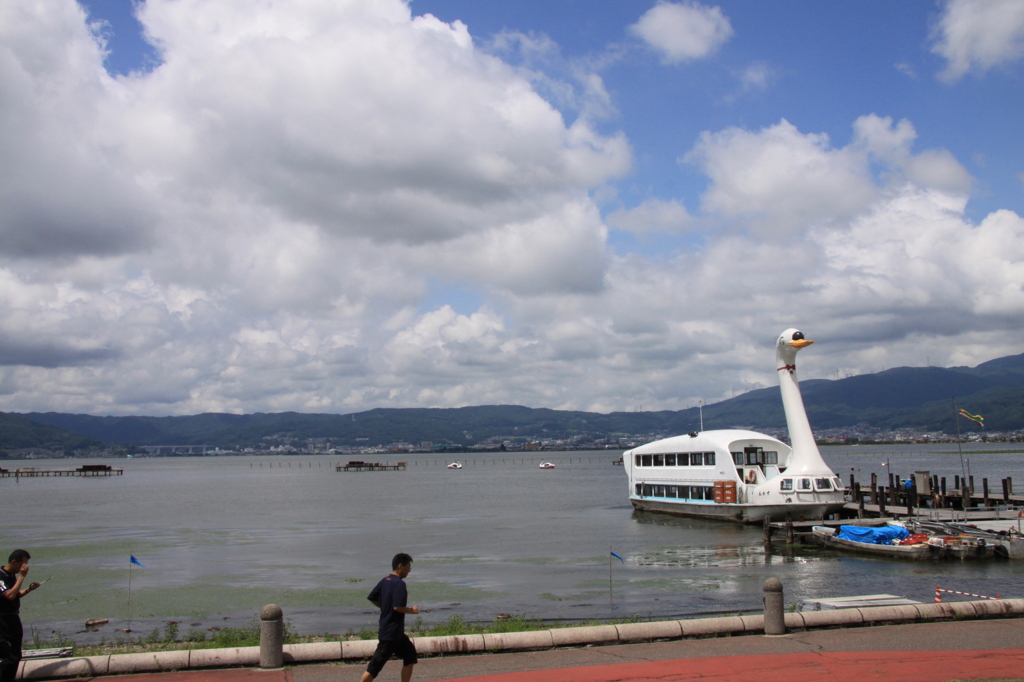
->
<box><xmin>931</xmin><ymin>0</ymin><xmax>1024</xmax><ymax>81</ymax></box>
<box><xmin>607</xmin><ymin>198</ymin><xmax>693</xmax><ymax>235</ymax></box>
<box><xmin>1</xmin><ymin>0</ymin><xmax>1023</xmax><ymax>419</ymax></box>
<box><xmin>812</xmin><ymin>188</ymin><xmax>1024</xmax><ymax>323</ymax></box>
<box><xmin>629</xmin><ymin>1</ymin><xmax>733</xmax><ymax>64</ymax></box>
<box><xmin>895</xmin><ymin>61</ymin><xmax>917</xmax><ymax>79</ymax></box>
<box><xmin>851</xmin><ymin>114</ymin><xmax>971</xmax><ymax>194</ymax></box>
<box><xmin>0</xmin><ymin>0</ymin><xmax>634</xmax><ymax>414</ymax></box>
<box><xmin>685</xmin><ymin>120</ymin><xmax>877</xmax><ymax>235</ymax></box>
<box><xmin>684</xmin><ymin>116</ymin><xmax>972</xmax><ymax>236</ymax></box>
<box><xmin>0</xmin><ymin>1</ymin><xmax>157</xmax><ymax>256</ymax></box>
<box><xmin>736</xmin><ymin>61</ymin><xmax>775</xmax><ymax>92</ymax></box>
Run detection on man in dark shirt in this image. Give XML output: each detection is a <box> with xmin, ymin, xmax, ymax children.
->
<box><xmin>360</xmin><ymin>553</ymin><xmax>419</xmax><ymax>682</ymax></box>
<box><xmin>1</xmin><ymin>549</ymin><xmax>40</xmax><ymax>682</ymax></box>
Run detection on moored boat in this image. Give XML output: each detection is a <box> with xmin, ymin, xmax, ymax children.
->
<box><xmin>812</xmin><ymin>524</ymin><xmax>999</xmax><ymax>560</ymax></box>
<box><xmin>624</xmin><ymin>329</ymin><xmax>847</xmax><ymax>523</ymax></box>
<box><xmin>812</xmin><ymin>526</ymin><xmax>937</xmax><ymax>560</ymax></box>
<box><xmin>447</xmin><ymin>461</ymin><xmax>463</xmax><ymax>469</ymax></box>
<box><xmin>539</xmin><ymin>462</ymin><xmax>555</xmax><ymax>469</ymax></box>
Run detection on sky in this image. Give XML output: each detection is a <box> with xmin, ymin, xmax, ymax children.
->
<box><xmin>1</xmin><ymin>0</ymin><xmax>1023</xmax><ymax>417</ymax></box>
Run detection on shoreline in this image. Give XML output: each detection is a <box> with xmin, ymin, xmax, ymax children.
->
<box><xmin>17</xmin><ymin>597</ymin><xmax>1024</xmax><ymax>680</ymax></box>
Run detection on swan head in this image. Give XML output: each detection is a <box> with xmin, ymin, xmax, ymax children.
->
<box><xmin>776</xmin><ymin>328</ymin><xmax>813</xmax><ymax>370</ymax></box>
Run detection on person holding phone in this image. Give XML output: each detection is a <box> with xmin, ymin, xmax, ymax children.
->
<box><xmin>0</xmin><ymin>550</ymin><xmax>41</xmax><ymax>682</ymax></box>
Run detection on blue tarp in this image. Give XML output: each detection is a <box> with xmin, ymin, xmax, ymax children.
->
<box><xmin>836</xmin><ymin>525</ymin><xmax>910</xmax><ymax>545</ymax></box>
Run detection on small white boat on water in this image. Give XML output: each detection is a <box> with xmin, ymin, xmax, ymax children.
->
<box><xmin>624</xmin><ymin>329</ymin><xmax>847</xmax><ymax>523</ymax></box>
<box><xmin>447</xmin><ymin>461</ymin><xmax>463</xmax><ymax>469</ymax></box>
<box><xmin>539</xmin><ymin>462</ymin><xmax>556</xmax><ymax>469</ymax></box>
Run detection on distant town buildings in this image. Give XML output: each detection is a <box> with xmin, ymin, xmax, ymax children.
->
<box><xmin>4</xmin><ymin>425</ymin><xmax>1022</xmax><ymax>459</ymax></box>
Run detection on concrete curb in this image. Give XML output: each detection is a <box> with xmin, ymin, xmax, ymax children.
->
<box><xmin>16</xmin><ymin>598</ymin><xmax>1024</xmax><ymax>680</ymax></box>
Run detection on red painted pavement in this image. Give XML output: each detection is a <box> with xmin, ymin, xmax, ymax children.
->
<box><xmin>58</xmin><ymin>649</ymin><xmax>1024</xmax><ymax>682</ymax></box>
<box><xmin>445</xmin><ymin>650</ymin><xmax>1024</xmax><ymax>682</ymax></box>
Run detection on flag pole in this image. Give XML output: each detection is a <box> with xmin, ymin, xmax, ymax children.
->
<box><xmin>127</xmin><ymin>555</ymin><xmax>132</xmax><ymax>623</ymax></box>
<box><xmin>952</xmin><ymin>397</ymin><xmax>966</xmax><ymax>484</ymax></box>
<box><xmin>608</xmin><ymin>544</ymin><xmax>613</xmax><ymax>610</ymax></box>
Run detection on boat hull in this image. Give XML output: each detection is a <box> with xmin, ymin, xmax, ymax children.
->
<box><xmin>813</xmin><ymin>530</ymin><xmax>938</xmax><ymax>560</ymax></box>
<box><xmin>630</xmin><ymin>497</ymin><xmax>843</xmax><ymax>523</ymax></box>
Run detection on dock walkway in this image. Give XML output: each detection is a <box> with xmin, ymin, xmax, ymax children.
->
<box><xmin>0</xmin><ymin>465</ymin><xmax>122</xmax><ymax>478</ymax></box>
<box><xmin>335</xmin><ymin>461</ymin><xmax>406</xmax><ymax>472</ymax></box>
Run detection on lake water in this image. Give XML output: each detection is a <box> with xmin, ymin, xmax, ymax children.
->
<box><xmin>3</xmin><ymin>444</ymin><xmax>1024</xmax><ymax>645</ymax></box>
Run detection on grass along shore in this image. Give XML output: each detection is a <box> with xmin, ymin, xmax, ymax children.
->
<box><xmin>30</xmin><ymin>614</ymin><xmax>646</xmax><ymax>658</ymax></box>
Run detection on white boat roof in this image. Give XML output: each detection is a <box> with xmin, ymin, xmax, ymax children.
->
<box><xmin>627</xmin><ymin>429</ymin><xmax>787</xmax><ymax>454</ymax></box>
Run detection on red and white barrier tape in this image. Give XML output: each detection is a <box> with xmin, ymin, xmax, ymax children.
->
<box><xmin>935</xmin><ymin>585</ymin><xmax>1001</xmax><ymax>603</ymax></box>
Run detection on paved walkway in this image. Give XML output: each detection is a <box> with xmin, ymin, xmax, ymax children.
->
<box><xmin>51</xmin><ymin>619</ymin><xmax>1024</xmax><ymax>682</ymax></box>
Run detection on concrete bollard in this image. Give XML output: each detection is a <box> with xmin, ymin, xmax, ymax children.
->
<box><xmin>260</xmin><ymin>604</ymin><xmax>284</xmax><ymax>669</ymax></box>
<box><xmin>763</xmin><ymin>578</ymin><xmax>785</xmax><ymax>635</ymax></box>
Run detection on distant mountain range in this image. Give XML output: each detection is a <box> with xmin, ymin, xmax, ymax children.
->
<box><xmin>4</xmin><ymin>351</ymin><xmax>1024</xmax><ymax>452</ymax></box>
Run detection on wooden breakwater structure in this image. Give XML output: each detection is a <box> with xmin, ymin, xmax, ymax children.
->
<box><xmin>336</xmin><ymin>460</ymin><xmax>407</xmax><ymax>472</ymax></box>
<box><xmin>841</xmin><ymin>471</ymin><xmax>1022</xmax><ymax>520</ymax></box>
<box><xmin>0</xmin><ymin>464</ymin><xmax>123</xmax><ymax>478</ymax></box>
<box><xmin>764</xmin><ymin>469</ymin><xmax>1024</xmax><ymax>547</ymax></box>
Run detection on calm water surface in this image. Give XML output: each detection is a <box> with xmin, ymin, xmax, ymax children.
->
<box><xmin>3</xmin><ymin>444</ymin><xmax>1023</xmax><ymax>643</ymax></box>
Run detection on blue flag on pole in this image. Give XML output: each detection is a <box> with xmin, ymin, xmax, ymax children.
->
<box><xmin>130</xmin><ymin>555</ymin><xmax>146</xmax><ymax>568</ymax></box>
<box><xmin>610</xmin><ymin>552</ymin><xmax>624</xmax><ymax>563</ymax></box>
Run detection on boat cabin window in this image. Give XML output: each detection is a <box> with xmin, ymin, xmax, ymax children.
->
<box><xmin>743</xmin><ymin>448</ymin><xmax>779</xmax><ymax>465</ymax></box>
<box><xmin>779</xmin><ymin>478</ymin><xmax>793</xmax><ymax>491</ymax></box>
<box><xmin>797</xmin><ymin>478</ymin><xmax>813</xmax><ymax>491</ymax></box>
<box><xmin>690</xmin><ymin>452</ymin><xmax>703</xmax><ymax>466</ymax></box>
<box><xmin>665</xmin><ymin>454</ymin><xmax>676</xmax><ymax>466</ymax></box>
<box><xmin>635</xmin><ymin>454</ymin><xmax>641</xmax><ymax>467</ymax></box>
<box><xmin>641</xmin><ymin>454</ymin><xmax>652</xmax><ymax>467</ymax></box>
<box><xmin>831</xmin><ymin>476</ymin><xmax>845</xmax><ymax>491</ymax></box>
<box><xmin>732</xmin><ymin>452</ymin><xmax>743</xmax><ymax>465</ymax></box>
<box><xmin>814</xmin><ymin>477</ymin><xmax>833</xmax><ymax>491</ymax></box>
<box><xmin>705</xmin><ymin>451</ymin><xmax>715</xmax><ymax>466</ymax></box>
<box><xmin>634</xmin><ymin>484</ymin><xmax>715</xmax><ymax>501</ymax></box>
<box><xmin>653</xmin><ymin>454</ymin><xmax>664</xmax><ymax>466</ymax></box>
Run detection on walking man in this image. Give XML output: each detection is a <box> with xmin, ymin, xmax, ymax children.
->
<box><xmin>360</xmin><ymin>553</ymin><xmax>418</xmax><ymax>682</ymax></box>
<box><xmin>1</xmin><ymin>550</ymin><xmax>41</xmax><ymax>682</ymax></box>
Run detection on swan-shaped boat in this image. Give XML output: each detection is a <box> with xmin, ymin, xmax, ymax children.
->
<box><xmin>447</xmin><ymin>461</ymin><xmax>463</xmax><ymax>469</ymax></box>
<box><xmin>539</xmin><ymin>462</ymin><xmax>556</xmax><ymax>469</ymax></box>
<box><xmin>624</xmin><ymin>329</ymin><xmax>846</xmax><ymax>523</ymax></box>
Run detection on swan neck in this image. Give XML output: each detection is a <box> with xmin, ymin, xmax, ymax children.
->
<box><xmin>778</xmin><ymin>362</ymin><xmax>832</xmax><ymax>474</ymax></box>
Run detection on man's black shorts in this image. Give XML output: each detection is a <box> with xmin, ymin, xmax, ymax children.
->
<box><xmin>366</xmin><ymin>635</ymin><xmax>417</xmax><ymax>677</ymax></box>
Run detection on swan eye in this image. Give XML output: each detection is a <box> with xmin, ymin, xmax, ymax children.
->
<box><xmin>792</xmin><ymin>331</ymin><xmax>804</xmax><ymax>341</ymax></box>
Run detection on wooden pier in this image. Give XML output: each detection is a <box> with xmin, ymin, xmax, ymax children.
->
<box><xmin>0</xmin><ymin>465</ymin><xmax>123</xmax><ymax>478</ymax></box>
<box><xmin>336</xmin><ymin>460</ymin><xmax>407</xmax><ymax>472</ymax></box>
<box><xmin>841</xmin><ymin>471</ymin><xmax>1022</xmax><ymax>520</ymax></box>
<box><xmin>764</xmin><ymin>469</ymin><xmax>1024</xmax><ymax>547</ymax></box>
